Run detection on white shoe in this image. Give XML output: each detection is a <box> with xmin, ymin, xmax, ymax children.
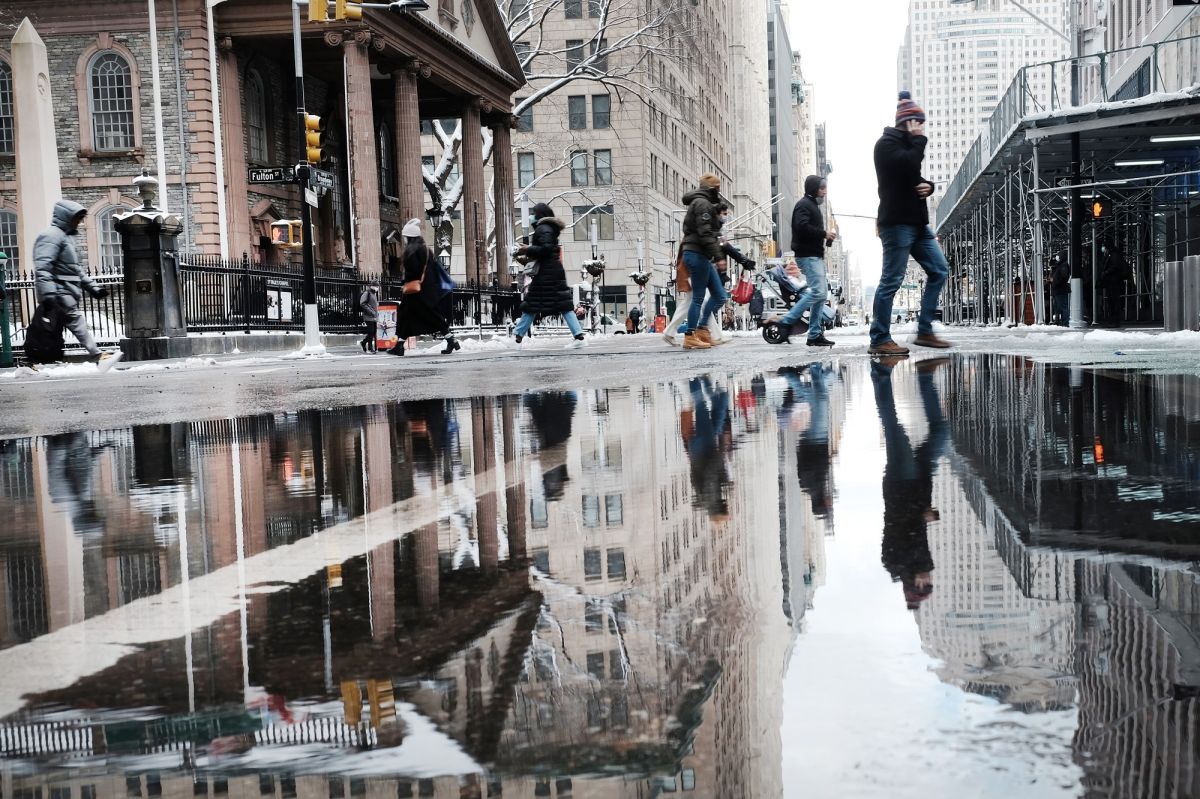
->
<box><xmin>96</xmin><ymin>351</ymin><xmax>124</xmax><ymax>373</ymax></box>
<box><xmin>564</xmin><ymin>337</ymin><xmax>587</xmax><ymax>350</ymax></box>
<box><xmin>662</xmin><ymin>332</ymin><xmax>678</xmax><ymax>346</ymax></box>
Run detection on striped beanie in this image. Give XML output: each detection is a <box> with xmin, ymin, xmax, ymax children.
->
<box><xmin>895</xmin><ymin>90</ymin><xmax>926</xmax><ymax>126</ymax></box>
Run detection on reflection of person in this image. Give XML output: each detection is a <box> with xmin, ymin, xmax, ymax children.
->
<box><xmin>683</xmin><ymin>377</ymin><xmax>731</xmax><ymax>520</ymax></box>
<box><xmin>778</xmin><ymin>363</ymin><xmax>835</xmax><ymax>517</ymax></box>
<box><xmin>45</xmin><ymin>432</ymin><xmax>104</xmax><ymax>535</ymax></box>
<box><xmin>525</xmin><ymin>391</ymin><xmax>578</xmax><ymax>500</ymax></box>
<box><xmin>872</xmin><ymin>357</ymin><xmax>950</xmax><ymax>610</ymax></box>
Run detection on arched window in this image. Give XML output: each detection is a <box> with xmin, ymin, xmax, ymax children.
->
<box><xmin>377</xmin><ymin>123</ymin><xmax>394</xmax><ymax>197</ymax></box>
<box><xmin>0</xmin><ymin>208</ymin><xmax>18</xmax><ymax>273</ymax></box>
<box><xmin>95</xmin><ymin>206</ymin><xmax>124</xmax><ymax>270</ymax></box>
<box><xmin>245</xmin><ymin>69</ymin><xmax>268</xmax><ymax>164</ymax></box>
<box><xmin>88</xmin><ymin>52</ymin><xmax>135</xmax><ymax>151</ymax></box>
<box><xmin>0</xmin><ymin>61</ymin><xmax>13</xmax><ymax>155</ymax></box>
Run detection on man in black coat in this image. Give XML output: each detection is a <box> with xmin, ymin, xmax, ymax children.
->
<box><xmin>773</xmin><ymin>175</ymin><xmax>836</xmax><ymax>347</ymax></box>
<box><xmin>1050</xmin><ymin>251</ymin><xmax>1071</xmax><ymax>327</ymax></box>
<box><xmin>870</xmin><ymin>92</ymin><xmax>951</xmax><ymax>357</ymax></box>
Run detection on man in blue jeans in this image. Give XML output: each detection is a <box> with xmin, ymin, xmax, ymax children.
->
<box><xmin>679</xmin><ymin>173</ymin><xmax>727</xmax><ymax>350</ymax></box>
<box><xmin>870</xmin><ymin>91</ymin><xmax>951</xmax><ymax>356</ymax></box>
<box><xmin>773</xmin><ymin>175</ymin><xmax>836</xmax><ymax>347</ymax></box>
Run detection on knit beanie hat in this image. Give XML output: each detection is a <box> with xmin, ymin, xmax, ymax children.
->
<box><xmin>402</xmin><ymin>218</ymin><xmax>423</xmax><ymax>238</ymax></box>
<box><xmin>895</xmin><ymin>90</ymin><xmax>926</xmax><ymax>126</ymax></box>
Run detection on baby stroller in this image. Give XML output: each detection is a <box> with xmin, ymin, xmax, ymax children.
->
<box><xmin>753</xmin><ymin>263</ymin><xmax>835</xmax><ymax>344</ymax></box>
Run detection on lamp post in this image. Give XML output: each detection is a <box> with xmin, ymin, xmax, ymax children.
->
<box><xmin>0</xmin><ymin>250</ymin><xmax>12</xmax><ymax>368</ymax></box>
<box><xmin>581</xmin><ymin>217</ymin><xmax>605</xmax><ymax>335</ymax></box>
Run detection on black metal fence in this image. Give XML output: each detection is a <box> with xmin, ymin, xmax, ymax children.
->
<box><xmin>2</xmin><ymin>256</ymin><xmax>524</xmax><ymax>356</ymax></box>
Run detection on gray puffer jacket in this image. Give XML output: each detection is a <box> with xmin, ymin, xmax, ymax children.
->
<box><xmin>34</xmin><ymin>200</ymin><xmax>98</xmax><ymax>310</ymax></box>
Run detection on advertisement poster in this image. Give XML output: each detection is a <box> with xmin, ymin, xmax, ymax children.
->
<box><xmin>376</xmin><ymin>302</ymin><xmax>400</xmax><ymax>351</ymax></box>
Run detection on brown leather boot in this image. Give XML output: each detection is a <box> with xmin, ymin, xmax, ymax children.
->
<box><xmin>683</xmin><ymin>332</ymin><xmax>712</xmax><ymax>350</ymax></box>
<box><xmin>868</xmin><ymin>340</ymin><xmax>910</xmax><ymax>356</ymax></box>
<box><xmin>913</xmin><ymin>333</ymin><xmax>952</xmax><ymax>349</ymax></box>
<box><xmin>694</xmin><ymin>328</ymin><xmax>714</xmax><ymax>345</ymax></box>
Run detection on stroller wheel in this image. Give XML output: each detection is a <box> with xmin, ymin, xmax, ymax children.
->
<box><xmin>762</xmin><ymin>322</ymin><xmax>789</xmax><ymax>345</ymax></box>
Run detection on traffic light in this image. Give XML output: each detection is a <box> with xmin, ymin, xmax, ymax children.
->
<box><xmin>335</xmin><ymin>0</ymin><xmax>364</xmax><ymax>20</ymax></box>
<box><xmin>308</xmin><ymin>0</ymin><xmax>329</xmax><ymax>21</ymax></box>
<box><xmin>305</xmin><ymin>113</ymin><xmax>324</xmax><ymax>165</ymax></box>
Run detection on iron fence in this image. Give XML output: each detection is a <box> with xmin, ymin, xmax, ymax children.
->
<box><xmin>2</xmin><ymin>266</ymin><xmax>125</xmax><ymax>350</ymax></box>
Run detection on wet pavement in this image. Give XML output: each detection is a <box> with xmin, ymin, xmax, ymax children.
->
<box><xmin>2</xmin><ymin>354</ymin><xmax>1199</xmax><ymax>797</ymax></box>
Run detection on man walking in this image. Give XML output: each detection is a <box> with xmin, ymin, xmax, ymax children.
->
<box><xmin>1050</xmin><ymin>251</ymin><xmax>1071</xmax><ymax>326</ymax></box>
<box><xmin>359</xmin><ymin>283</ymin><xmax>379</xmax><ymax>352</ymax></box>
<box><xmin>33</xmin><ymin>200</ymin><xmax>117</xmax><ymax>367</ymax></box>
<box><xmin>678</xmin><ymin>173</ymin><xmax>727</xmax><ymax>350</ymax></box>
<box><xmin>772</xmin><ymin>175</ymin><xmax>836</xmax><ymax>347</ymax></box>
<box><xmin>870</xmin><ymin>91</ymin><xmax>950</xmax><ymax>356</ymax></box>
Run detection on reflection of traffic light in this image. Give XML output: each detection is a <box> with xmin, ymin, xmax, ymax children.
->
<box><xmin>366</xmin><ymin>679</ymin><xmax>396</xmax><ymax>727</ymax></box>
<box><xmin>308</xmin><ymin>0</ymin><xmax>329</xmax><ymax>21</ymax></box>
<box><xmin>305</xmin><ymin>114</ymin><xmax>323</xmax><ymax>165</ymax></box>
<box><xmin>335</xmin><ymin>0</ymin><xmax>363</xmax><ymax>20</ymax></box>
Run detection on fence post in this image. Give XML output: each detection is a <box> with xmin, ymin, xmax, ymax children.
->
<box><xmin>0</xmin><ymin>254</ymin><xmax>12</xmax><ymax>368</ymax></box>
<box><xmin>241</xmin><ymin>252</ymin><xmax>251</xmax><ymax>334</ymax></box>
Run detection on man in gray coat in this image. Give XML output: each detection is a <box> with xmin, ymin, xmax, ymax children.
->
<box><xmin>34</xmin><ymin>200</ymin><xmax>113</xmax><ymax>364</ymax></box>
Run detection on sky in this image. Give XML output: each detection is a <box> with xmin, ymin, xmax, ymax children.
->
<box><xmin>787</xmin><ymin>0</ymin><xmax>912</xmax><ymax>292</ymax></box>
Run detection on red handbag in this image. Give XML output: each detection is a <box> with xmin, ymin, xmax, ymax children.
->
<box><xmin>731</xmin><ymin>279</ymin><xmax>754</xmax><ymax>305</ymax></box>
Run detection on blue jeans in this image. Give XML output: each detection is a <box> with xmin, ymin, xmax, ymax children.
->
<box><xmin>684</xmin><ymin>251</ymin><xmax>727</xmax><ymax>333</ymax></box>
<box><xmin>1054</xmin><ymin>294</ymin><xmax>1070</xmax><ymax>326</ymax></box>
<box><xmin>780</xmin><ymin>256</ymin><xmax>827</xmax><ymax>340</ymax></box>
<box><xmin>514</xmin><ymin>311</ymin><xmax>582</xmax><ymax>338</ymax></box>
<box><xmin>870</xmin><ymin>225</ymin><xmax>949</xmax><ymax>347</ymax></box>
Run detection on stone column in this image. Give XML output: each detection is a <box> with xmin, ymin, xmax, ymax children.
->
<box><xmin>392</xmin><ymin>64</ymin><xmax>427</xmax><ymax>226</ymax></box>
<box><xmin>217</xmin><ymin>39</ymin><xmax>252</xmax><ymax>258</ymax></box>
<box><xmin>490</xmin><ymin>119</ymin><xmax>514</xmax><ymax>287</ymax></box>
<box><xmin>461</xmin><ymin>100</ymin><xmax>488</xmax><ymax>286</ymax></box>
<box><xmin>342</xmin><ymin>33</ymin><xmax>382</xmax><ymax>271</ymax></box>
<box><xmin>11</xmin><ymin>19</ymin><xmax>63</xmax><ymax>276</ymax></box>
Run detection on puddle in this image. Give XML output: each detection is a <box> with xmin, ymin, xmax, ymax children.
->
<box><xmin>1</xmin><ymin>355</ymin><xmax>1199</xmax><ymax>796</ymax></box>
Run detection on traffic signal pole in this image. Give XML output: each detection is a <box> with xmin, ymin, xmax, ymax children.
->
<box><xmin>292</xmin><ymin>0</ymin><xmax>325</xmax><ymax>354</ymax></box>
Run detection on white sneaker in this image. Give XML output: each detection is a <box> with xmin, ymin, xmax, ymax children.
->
<box><xmin>662</xmin><ymin>332</ymin><xmax>678</xmax><ymax>346</ymax></box>
<box><xmin>564</xmin><ymin>337</ymin><xmax>587</xmax><ymax>350</ymax></box>
<box><xmin>96</xmin><ymin>351</ymin><xmax>124</xmax><ymax>373</ymax></box>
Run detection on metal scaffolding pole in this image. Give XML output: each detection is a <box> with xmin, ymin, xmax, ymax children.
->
<box><xmin>1004</xmin><ymin>170</ymin><xmax>1013</xmax><ymax>324</ymax></box>
<box><xmin>1032</xmin><ymin>142</ymin><xmax>1046</xmax><ymax>325</ymax></box>
<box><xmin>988</xmin><ymin>191</ymin><xmax>997</xmax><ymax>325</ymax></box>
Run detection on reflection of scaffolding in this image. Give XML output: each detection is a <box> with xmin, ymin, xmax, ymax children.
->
<box><xmin>936</xmin><ymin>34</ymin><xmax>1200</xmax><ymax>325</ymax></box>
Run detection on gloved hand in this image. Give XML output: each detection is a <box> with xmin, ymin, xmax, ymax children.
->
<box><xmin>94</xmin><ymin>287</ymin><xmax>109</xmax><ymax>300</ymax></box>
<box><xmin>740</xmin><ymin>258</ymin><xmax>757</xmax><ymax>270</ymax></box>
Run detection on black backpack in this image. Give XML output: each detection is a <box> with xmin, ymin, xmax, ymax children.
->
<box><xmin>24</xmin><ymin>300</ymin><xmax>66</xmax><ymax>364</ymax></box>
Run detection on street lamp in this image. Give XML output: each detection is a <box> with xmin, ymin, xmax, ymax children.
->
<box><xmin>0</xmin><ymin>250</ymin><xmax>11</xmax><ymax>368</ymax></box>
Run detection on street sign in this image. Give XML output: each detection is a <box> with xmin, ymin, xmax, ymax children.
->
<box><xmin>247</xmin><ymin>166</ymin><xmax>295</xmax><ymax>184</ymax></box>
<box><xmin>304</xmin><ymin>188</ymin><xmax>319</xmax><ymax>208</ymax></box>
<box><xmin>309</xmin><ymin>168</ymin><xmax>335</xmax><ymax>190</ymax></box>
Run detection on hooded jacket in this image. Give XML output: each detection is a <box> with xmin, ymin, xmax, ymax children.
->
<box><xmin>1051</xmin><ymin>252</ymin><xmax>1071</xmax><ymax>296</ymax></box>
<box><xmin>681</xmin><ymin>187</ymin><xmax>722</xmax><ymax>261</ymax></box>
<box><xmin>790</xmin><ymin>176</ymin><xmax>829</xmax><ymax>258</ymax></box>
<box><xmin>34</xmin><ymin>200</ymin><xmax>99</xmax><ymax>309</ymax></box>
<box><xmin>521</xmin><ymin>216</ymin><xmax>575</xmax><ymax>316</ymax></box>
<box><xmin>874</xmin><ymin>127</ymin><xmax>933</xmax><ymax>227</ymax></box>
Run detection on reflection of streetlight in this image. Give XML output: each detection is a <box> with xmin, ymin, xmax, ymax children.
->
<box><xmin>0</xmin><ymin>250</ymin><xmax>11</xmax><ymax>368</ymax></box>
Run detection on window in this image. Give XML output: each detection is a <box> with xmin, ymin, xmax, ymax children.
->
<box><xmin>591</xmin><ymin>38</ymin><xmax>608</xmax><ymax>71</ymax></box>
<box><xmin>573</xmin><ymin>205</ymin><xmax>614</xmax><ymax>240</ymax></box>
<box><xmin>245</xmin><ymin>69</ymin><xmax>268</xmax><ymax>163</ymax></box>
<box><xmin>565</xmin><ymin>0</ymin><xmax>581</xmax><ymax>17</ymax></box>
<box><xmin>514</xmin><ymin>41</ymin><xmax>531</xmax><ymax>74</ymax></box>
<box><xmin>582</xmin><ymin>495</ymin><xmax>600</xmax><ymax>526</ymax></box>
<box><xmin>681</xmin><ymin>769</ymin><xmax>696</xmax><ymax>791</ymax></box>
<box><xmin>0</xmin><ymin>61</ymin><xmax>12</xmax><ymax>154</ymax></box>
<box><xmin>377</xmin><ymin>123</ymin><xmax>394</xmax><ymax>196</ymax></box>
<box><xmin>515</xmin><ymin>98</ymin><xmax>533</xmax><ymax>131</ymax></box>
<box><xmin>517</xmin><ymin>152</ymin><xmax>535</xmax><ymax>188</ymax></box>
<box><xmin>604</xmin><ymin>494</ymin><xmax>622</xmax><ymax>525</ymax></box>
<box><xmin>594</xmin><ymin>149</ymin><xmax>612</xmax><ymax>185</ymax></box>
<box><xmin>531</xmin><ymin>496</ymin><xmax>548</xmax><ymax>528</ymax></box>
<box><xmin>583</xmin><ymin>547</ymin><xmax>602</xmax><ymax>580</ymax></box>
<box><xmin>0</xmin><ymin>208</ymin><xmax>17</xmax><ymax>274</ymax></box>
<box><xmin>592</xmin><ymin>94</ymin><xmax>610</xmax><ymax>128</ymax></box>
<box><xmin>588</xmin><ymin>0</ymin><xmax>602</xmax><ymax>17</ymax></box>
<box><xmin>96</xmin><ymin>206</ymin><xmax>125</xmax><ymax>270</ymax></box>
<box><xmin>568</xmin><ymin>95</ymin><xmax>587</xmax><ymax>129</ymax></box>
<box><xmin>570</xmin><ymin>151</ymin><xmax>588</xmax><ymax>186</ymax></box>
<box><xmin>89</xmin><ymin>52</ymin><xmax>135</xmax><ymax>151</ymax></box>
<box><xmin>586</xmin><ymin>651</ymin><xmax>605</xmax><ymax>678</ymax></box>
<box><xmin>509</xmin><ymin>0</ymin><xmax>530</xmax><ymax>18</ymax></box>
<box><xmin>607</xmin><ymin>547</ymin><xmax>626</xmax><ymax>579</ymax></box>
<box><xmin>566</xmin><ymin>39</ymin><xmax>584</xmax><ymax>69</ymax></box>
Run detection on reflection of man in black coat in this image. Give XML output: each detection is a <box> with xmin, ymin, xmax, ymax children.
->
<box><xmin>525</xmin><ymin>391</ymin><xmax>578</xmax><ymax>500</ymax></box>
<box><xmin>872</xmin><ymin>357</ymin><xmax>949</xmax><ymax>610</ymax></box>
<box><xmin>778</xmin><ymin>363</ymin><xmax>835</xmax><ymax>518</ymax></box>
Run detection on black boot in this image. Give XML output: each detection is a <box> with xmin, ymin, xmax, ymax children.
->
<box><xmin>389</xmin><ymin>342</ymin><xmax>405</xmax><ymax>356</ymax></box>
<box><xmin>441</xmin><ymin>335</ymin><xmax>461</xmax><ymax>355</ymax></box>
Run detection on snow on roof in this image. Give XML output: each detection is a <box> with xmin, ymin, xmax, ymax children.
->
<box><xmin>1022</xmin><ymin>84</ymin><xmax>1200</xmax><ymax>124</ymax></box>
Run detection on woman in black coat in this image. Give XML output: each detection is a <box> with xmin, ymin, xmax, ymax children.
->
<box><xmin>391</xmin><ymin>218</ymin><xmax>460</xmax><ymax>356</ymax></box>
<box><xmin>512</xmin><ymin>202</ymin><xmax>586</xmax><ymax>348</ymax></box>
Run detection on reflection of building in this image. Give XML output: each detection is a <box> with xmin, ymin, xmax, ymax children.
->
<box><xmin>0</xmin><ymin>377</ymin><xmax>801</xmax><ymax>796</ymax></box>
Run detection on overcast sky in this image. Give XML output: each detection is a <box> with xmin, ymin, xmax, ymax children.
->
<box><xmin>787</xmin><ymin>0</ymin><xmax>912</xmax><ymax>292</ymax></box>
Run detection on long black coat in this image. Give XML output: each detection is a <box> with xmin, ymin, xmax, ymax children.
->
<box><xmin>397</xmin><ymin>238</ymin><xmax>450</xmax><ymax>337</ymax></box>
<box><xmin>874</xmin><ymin>127</ymin><xmax>933</xmax><ymax>227</ymax></box>
<box><xmin>521</xmin><ymin>217</ymin><xmax>574</xmax><ymax>316</ymax></box>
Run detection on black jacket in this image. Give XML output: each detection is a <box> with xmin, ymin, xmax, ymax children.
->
<box><xmin>874</xmin><ymin>127</ymin><xmax>933</xmax><ymax>227</ymax></box>
<box><xmin>1051</xmin><ymin>254</ymin><xmax>1071</xmax><ymax>296</ymax></box>
<box><xmin>790</xmin><ymin>177</ymin><xmax>828</xmax><ymax>258</ymax></box>
<box><xmin>521</xmin><ymin>217</ymin><xmax>574</xmax><ymax>316</ymax></box>
<box><xmin>681</xmin><ymin>188</ymin><xmax>722</xmax><ymax>261</ymax></box>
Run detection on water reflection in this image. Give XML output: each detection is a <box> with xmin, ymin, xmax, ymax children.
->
<box><xmin>1</xmin><ymin>357</ymin><xmax>1199</xmax><ymax>796</ymax></box>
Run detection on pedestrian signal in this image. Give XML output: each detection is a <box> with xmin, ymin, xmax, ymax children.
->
<box><xmin>1091</xmin><ymin>199</ymin><xmax>1108</xmax><ymax>219</ymax></box>
<box><xmin>305</xmin><ymin>114</ymin><xmax>324</xmax><ymax>165</ymax></box>
<box><xmin>335</xmin><ymin>0</ymin><xmax>364</xmax><ymax>20</ymax></box>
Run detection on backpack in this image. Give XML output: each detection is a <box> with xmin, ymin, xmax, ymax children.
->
<box><xmin>24</xmin><ymin>300</ymin><xmax>67</xmax><ymax>364</ymax></box>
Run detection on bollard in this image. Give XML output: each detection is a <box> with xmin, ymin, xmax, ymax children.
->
<box><xmin>1185</xmin><ymin>255</ymin><xmax>1200</xmax><ymax>333</ymax></box>
<box><xmin>1164</xmin><ymin>260</ymin><xmax>1182</xmax><ymax>332</ymax></box>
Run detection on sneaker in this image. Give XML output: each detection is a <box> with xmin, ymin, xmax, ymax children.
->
<box><xmin>683</xmin><ymin>333</ymin><xmax>712</xmax><ymax>350</ymax></box>
<box><xmin>709</xmin><ymin>332</ymin><xmax>730</xmax><ymax>345</ymax></box>
<box><xmin>913</xmin><ymin>333</ymin><xmax>952</xmax><ymax>349</ymax></box>
<box><xmin>96</xmin><ymin>351</ymin><xmax>124</xmax><ymax>373</ymax></box>
<box><xmin>805</xmin><ymin>334</ymin><xmax>835</xmax><ymax>347</ymax></box>
<box><xmin>514</xmin><ymin>334</ymin><xmax>524</xmax><ymax>344</ymax></box>
<box><xmin>868</xmin><ymin>340</ymin><xmax>910</xmax><ymax>356</ymax></box>
<box><xmin>564</xmin><ymin>335</ymin><xmax>587</xmax><ymax>350</ymax></box>
<box><xmin>662</xmin><ymin>332</ymin><xmax>678</xmax><ymax>346</ymax></box>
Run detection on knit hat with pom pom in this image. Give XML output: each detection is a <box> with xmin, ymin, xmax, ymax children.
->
<box><xmin>895</xmin><ymin>90</ymin><xmax>926</xmax><ymax>126</ymax></box>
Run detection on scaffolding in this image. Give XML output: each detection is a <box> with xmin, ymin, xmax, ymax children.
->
<box><xmin>935</xmin><ymin>33</ymin><xmax>1200</xmax><ymax>326</ymax></box>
